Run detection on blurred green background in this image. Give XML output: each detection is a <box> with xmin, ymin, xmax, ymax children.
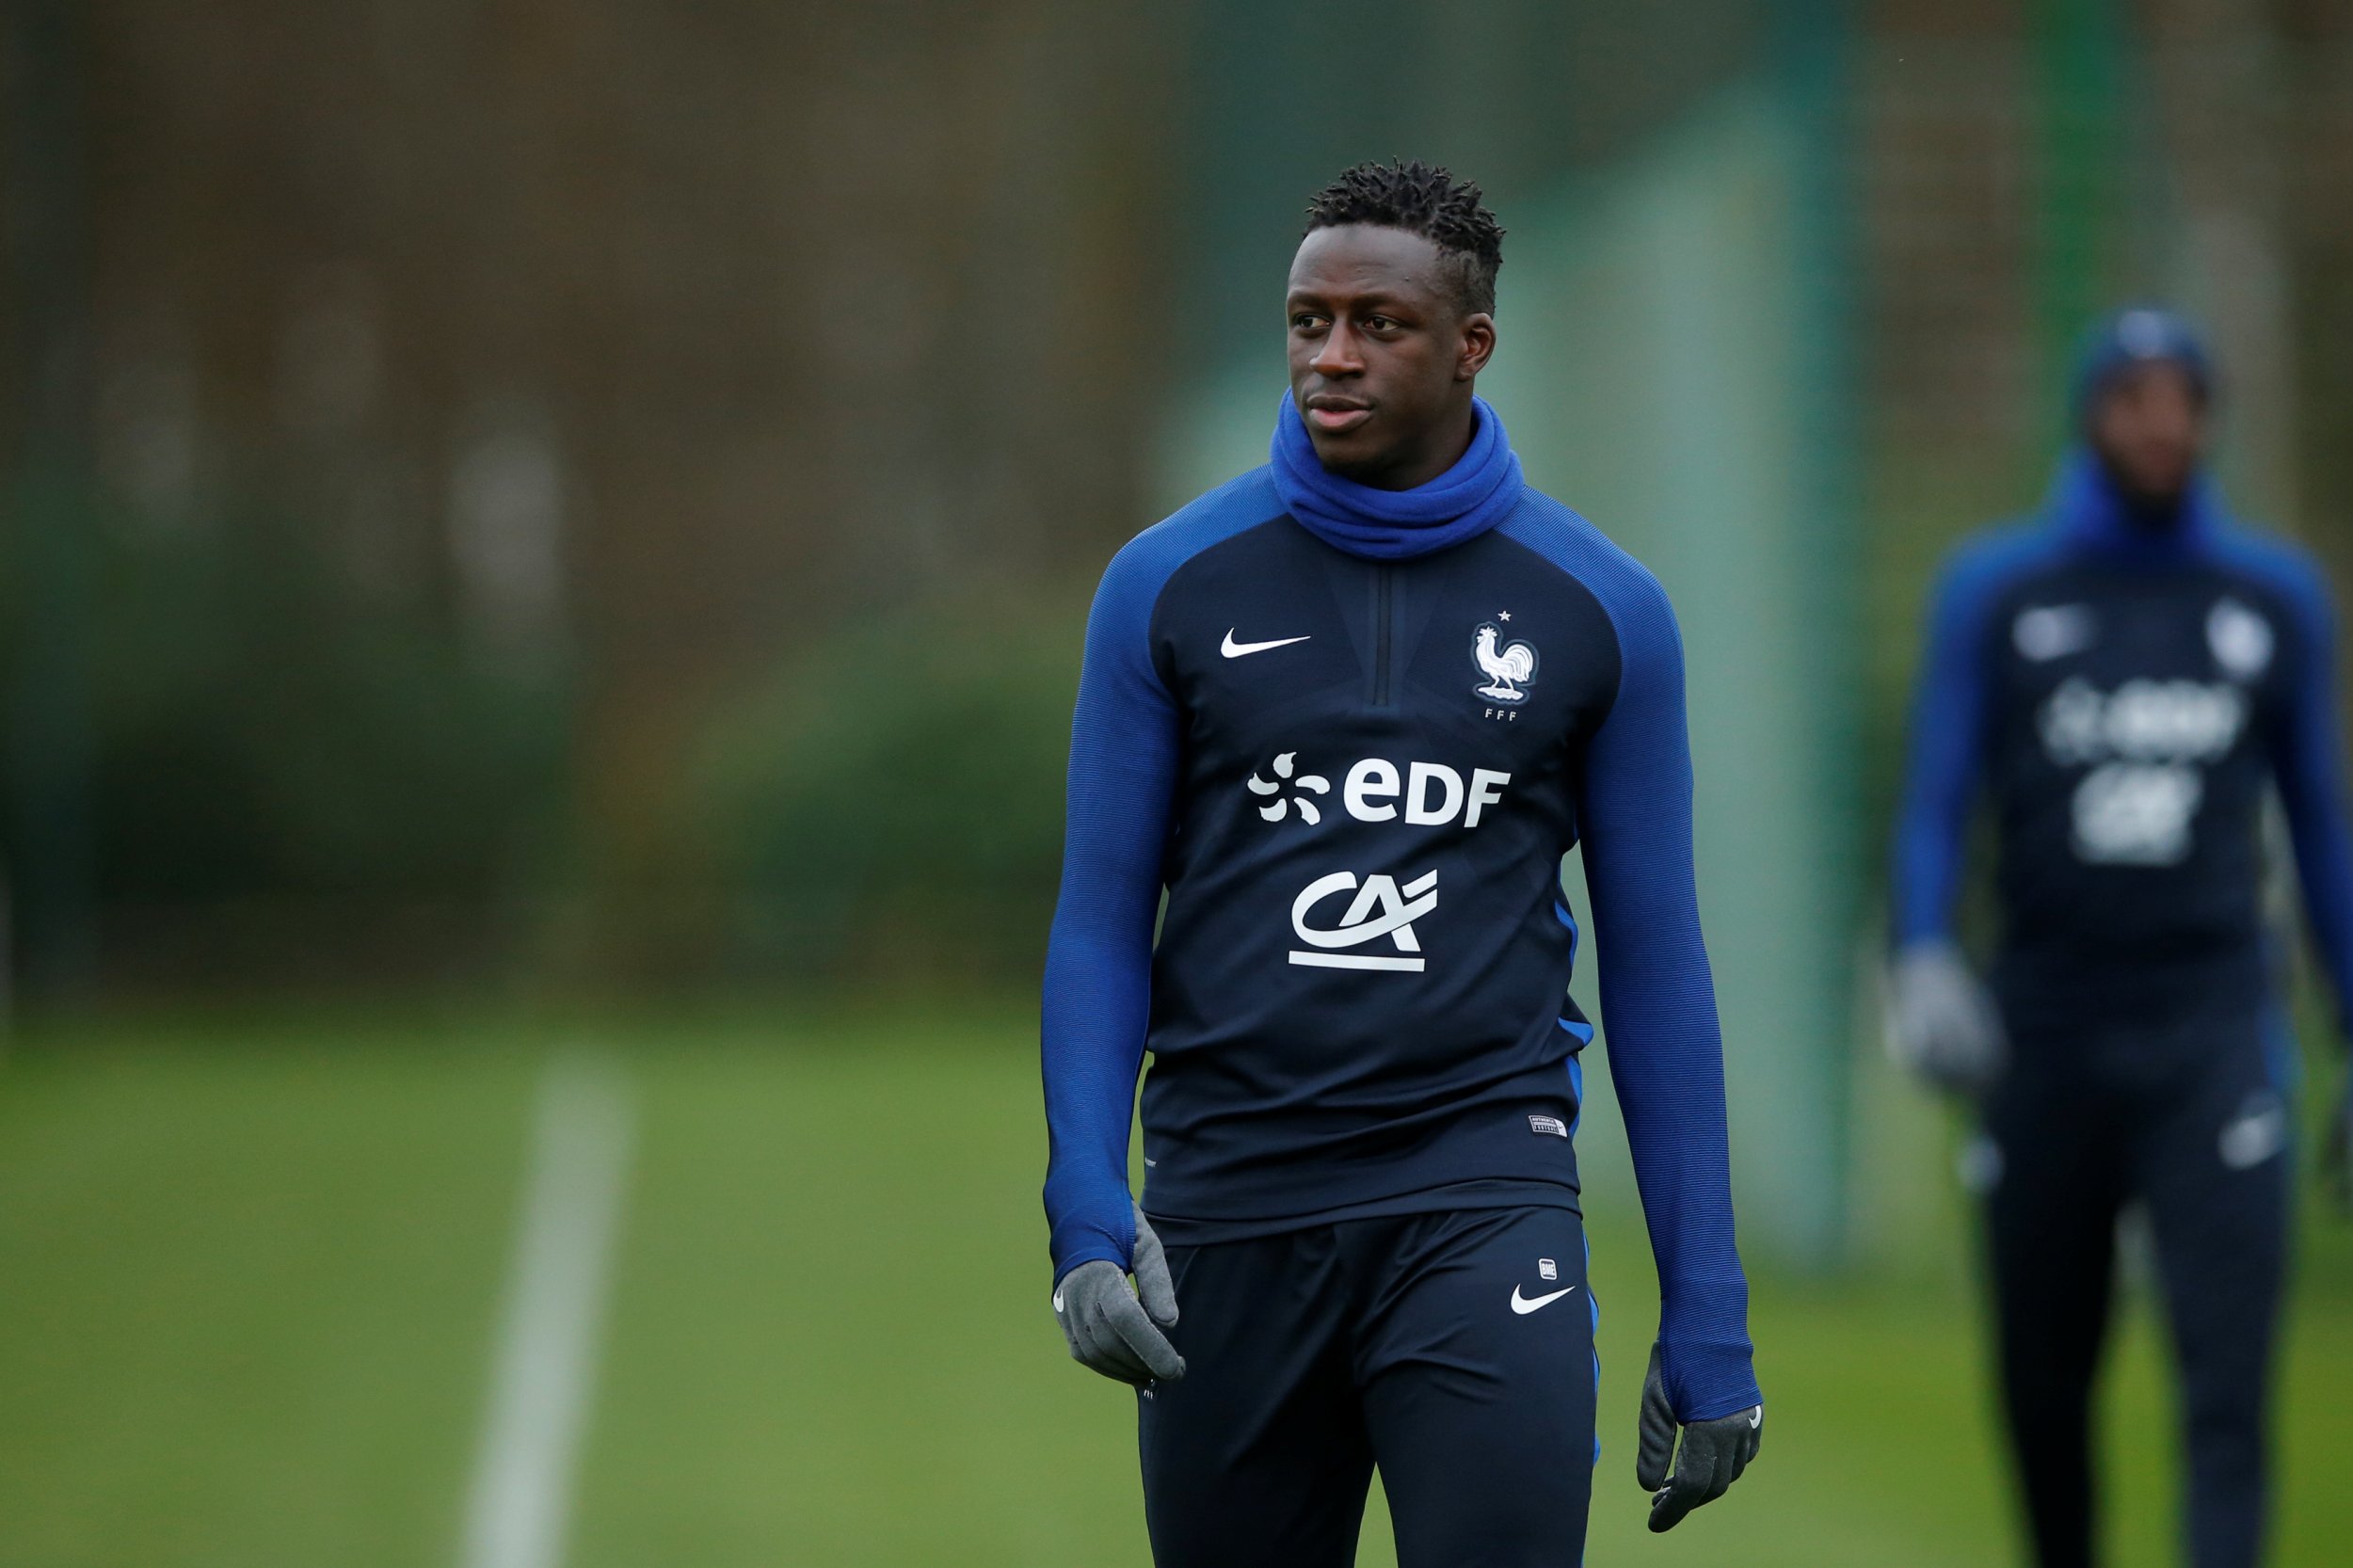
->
<box><xmin>5</xmin><ymin>1</ymin><xmax>2353</xmax><ymax>1564</ymax></box>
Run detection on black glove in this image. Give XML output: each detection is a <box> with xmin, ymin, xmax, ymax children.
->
<box><xmin>1637</xmin><ymin>1344</ymin><xmax>1762</xmax><ymax>1532</ymax></box>
<box><xmin>1051</xmin><ymin>1205</ymin><xmax>1185</xmax><ymax>1386</ymax></box>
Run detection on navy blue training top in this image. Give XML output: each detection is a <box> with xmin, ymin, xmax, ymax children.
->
<box><xmin>1041</xmin><ymin>465</ymin><xmax>1759</xmax><ymax>1420</ymax></box>
<box><xmin>1893</xmin><ymin>450</ymin><xmax>2353</xmax><ymax>1036</ymax></box>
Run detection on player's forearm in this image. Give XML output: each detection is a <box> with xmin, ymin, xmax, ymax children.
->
<box><xmin>1041</xmin><ymin>920</ymin><xmax>1150</xmax><ymax>1277</ymax></box>
<box><xmin>1890</xmin><ymin>687</ymin><xmax>1979</xmax><ymax>948</ymax></box>
<box><xmin>1890</xmin><ymin>782</ymin><xmax>1970</xmax><ymax>948</ymax></box>
<box><xmin>1647</xmin><ymin>1287</ymin><xmax>1758</xmax><ymax>1422</ymax></box>
<box><xmin>1611</xmin><ymin>1026</ymin><xmax>1761</xmax><ymax>1419</ymax></box>
<box><xmin>2277</xmin><ymin>645</ymin><xmax>2353</xmax><ymax>1031</ymax></box>
<box><xmin>1036</xmin><ymin>728</ymin><xmax>1164</xmax><ymax>1282</ymax></box>
<box><xmin>1587</xmin><ymin>830</ymin><xmax>1758</xmax><ymax>1416</ymax></box>
<box><xmin>1892</xmin><ymin>552</ymin><xmax>1996</xmax><ymax>947</ymax></box>
<box><xmin>1043</xmin><ymin>1164</ymin><xmax>1137</xmax><ymax>1281</ymax></box>
<box><xmin>2282</xmin><ymin>790</ymin><xmax>2353</xmax><ymax>1033</ymax></box>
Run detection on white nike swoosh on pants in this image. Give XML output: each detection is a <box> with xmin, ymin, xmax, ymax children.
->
<box><xmin>1510</xmin><ymin>1284</ymin><xmax>1578</xmax><ymax>1315</ymax></box>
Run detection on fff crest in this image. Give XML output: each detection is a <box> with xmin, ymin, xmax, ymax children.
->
<box><xmin>1472</xmin><ymin>620</ymin><xmax>1539</xmax><ymax>705</ymax></box>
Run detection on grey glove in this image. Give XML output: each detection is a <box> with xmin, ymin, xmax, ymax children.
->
<box><xmin>1887</xmin><ymin>939</ymin><xmax>2009</xmax><ymax>1096</ymax></box>
<box><xmin>1051</xmin><ymin>1206</ymin><xmax>1185</xmax><ymax>1386</ymax></box>
<box><xmin>1637</xmin><ymin>1345</ymin><xmax>1762</xmax><ymax>1533</ymax></box>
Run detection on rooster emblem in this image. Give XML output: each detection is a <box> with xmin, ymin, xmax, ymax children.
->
<box><xmin>1472</xmin><ymin>621</ymin><xmax>1539</xmax><ymax>704</ymax></box>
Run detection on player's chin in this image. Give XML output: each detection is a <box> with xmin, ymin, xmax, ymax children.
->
<box><xmin>1305</xmin><ymin>423</ymin><xmax>1395</xmax><ymax>480</ymax></box>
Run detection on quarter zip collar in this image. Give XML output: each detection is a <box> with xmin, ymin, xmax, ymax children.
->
<box><xmin>1269</xmin><ymin>391</ymin><xmax>1525</xmax><ymax>561</ymax></box>
<box><xmin>2048</xmin><ymin>445</ymin><xmax>2224</xmax><ymax>567</ymax></box>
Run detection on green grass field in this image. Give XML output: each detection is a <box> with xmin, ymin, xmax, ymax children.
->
<box><xmin>0</xmin><ymin>1005</ymin><xmax>2346</xmax><ymax>1566</ymax></box>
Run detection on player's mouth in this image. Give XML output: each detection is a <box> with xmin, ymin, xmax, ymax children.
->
<box><xmin>1304</xmin><ymin>395</ymin><xmax>1373</xmax><ymax>435</ymax></box>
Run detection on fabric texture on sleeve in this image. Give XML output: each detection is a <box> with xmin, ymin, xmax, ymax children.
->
<box><xmin>1501</xmin><ymin>500</ymin><xmax>1758</xmax><ymax>1423</ymax></box>
<box><xmin>1041</xmin><ymin>472</ymin><xmax>1279</xmax><ymax>1285</ymax></box>
<box><xmin>2218</xmin><ymin>534</ymin><xmax>2353</xmax><ymax>1033</ymax></box>
<box><xmin>1890</xmin><ymin>529</ymin><xmax>2046</xmax><ymax>948</ymax></box>
<box><xmin>1041</xmin><ymin>540</ymin><xmax>1180</xmax><ymax>1283</ymax></box>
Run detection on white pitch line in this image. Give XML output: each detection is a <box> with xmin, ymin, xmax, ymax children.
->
<box><xmin>459</xmin><ymin>1055</ymin><xmax>635</xmax><ymax>1568</ymax></box>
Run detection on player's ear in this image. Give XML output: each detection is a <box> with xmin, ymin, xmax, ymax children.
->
<box><xmin>1457</xmin><ymin>312</ymin><xmax>1497</xmax><ymax>381</ymax></box>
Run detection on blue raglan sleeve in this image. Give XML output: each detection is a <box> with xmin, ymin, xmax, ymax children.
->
<box><xmin>1891</xmin><ymin>546</ymin><xmax>2000</xmax><ymax>946</ymax></box>
<box><xmin>1040</xmin><ymin>537</ymin><xmax>1183</xmax><ymax>1285</ymax></box>
<box><xmin>1576</xmin><ymin>564</ymin><xmax>1761</xmax><ymax>1423</ymax></box>
<box><xmin>2264</xmin><ymin>553</ymin><xmax>2353</xmax><ymax>1033</ymax></box>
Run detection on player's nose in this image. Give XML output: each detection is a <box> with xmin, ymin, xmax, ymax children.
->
<box><xmin>1309</xmin><ymin>322</ymin><xmax>1365</xmax><ymax>377</ymax></box>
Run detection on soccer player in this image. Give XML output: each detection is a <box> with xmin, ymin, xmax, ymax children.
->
<box><xmin>1889</xmin><ymin>308</ymin><xmax>2353</xmax><ymax>1568</ymax></box>
<box><xmin>1039</xmin><ymin>160</ymin><xmax>1763</xmax><ymax>1566</ymax></box>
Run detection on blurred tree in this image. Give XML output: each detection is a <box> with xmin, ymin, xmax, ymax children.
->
<box><xmin>2</xmin><ymin>0</ymin><xmax>101</xmax><ymax>995</ymax></box>
<box><xmin>694</xmin><ymin>592</ymin><xmax>1080</xmax><ymax>984</ymax></box>
<box><xmin>0</xmin><ymin>0</ymin><xmax>1181</xmax><ymax>993</ymax></box>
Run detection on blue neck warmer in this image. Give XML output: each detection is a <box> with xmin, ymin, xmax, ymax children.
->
<box><xmin>1269</xmin><ymin>390</ymin><xmax>1525</xmax><ymax>561</ymax></box>
<box><xmin>2048</xmin><ymin>445</ymin><xmax>2222</xmax><ymax>565</ymax></box>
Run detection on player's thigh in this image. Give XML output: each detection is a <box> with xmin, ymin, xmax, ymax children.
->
<box><xmin>1138</xmin><ymin>1230</ymin><xmax>1374</xmax><ymax>1568</ymax></box>
<box><xmin>1979</xmin><ymin>1056</ymin><xmax>2125</xmax><ymax>1315</ymax></box>
<box><xmin>2137</xmin><ymin>1023</ymin><xmax>2291</xmax><ymax>1376</ymax></box>
<box><xmin>1354</xmin><ymin>1208</ymin><xmax>1596</xmax><ymax>1568</ymax></box>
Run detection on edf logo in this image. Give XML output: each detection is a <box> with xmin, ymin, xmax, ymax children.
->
<box><xmin>1253</xmin><ymin>753</ymin><xmax>1511</xmax><ymax>829</ymax></box>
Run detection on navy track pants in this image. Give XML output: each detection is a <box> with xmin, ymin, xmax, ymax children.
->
<box><xmin>1980</xmin><ymin>1011</ymin><xmax>2291</xmax><ymax>1568</ymax></box>
<box><xmin>1136</xmin><ymin>1205</ymin><xmax>1598</xmax><ymax>1567</ymax></box>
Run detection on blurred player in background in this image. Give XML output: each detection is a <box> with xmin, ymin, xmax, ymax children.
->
<box><xmin>1038</xmin><ymin>160</ymin><xmax>1761</xmax><ymax>1565</ymax></box>
<box><xmin>1889</xmin><ymin>307</ymin><xmax>2353</xmax><ymax>1568</ymax></box>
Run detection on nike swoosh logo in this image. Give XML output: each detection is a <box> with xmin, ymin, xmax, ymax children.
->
<box><xmin>1222</xmin><ymin>630</ymin><xmax>1311</xmax><ymax>658</ymax></box>
<box><xmin>1051</xmin><ymin>1288</ymin><xmax>1065</xmax><ymax>1314</ymax></box>
<box><xmin>2025</xmin><ymin>631</ymin><xmax>2094</xmax><ymax>660</ymax></box>
<box><xmin>1510</xmin><ymin>1284</ymin><xmax>1578</xmax><ymax>1315</ymax></box>
<box><xmin>2014</xmin><ymin>606</ymin><xmax>2096</xmax><ymax>661</ymax></box>
<box><xmin>1749</xmin><ymin>1406</ymin><xmax>1763</xmax><ymax>1429</ymax></box>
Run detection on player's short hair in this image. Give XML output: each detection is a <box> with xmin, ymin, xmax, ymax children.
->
<box><xmin>1304</xmin><ymin>159</ymin><xmax>1505</xmax><ymax>316</ymax></box>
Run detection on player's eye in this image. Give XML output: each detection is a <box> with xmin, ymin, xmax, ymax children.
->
<box><xmin>1291</xmin><ymin>312</ymin><xmax>1328</xmax><ymax>332</ymax></box>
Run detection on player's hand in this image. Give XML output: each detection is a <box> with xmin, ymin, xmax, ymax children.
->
<box><xmin>1637</xmin><ymin>1344</ymin><xmax>1761</xmax><ymax>1532</ymax></box>
<box><xmin>1051</xmin><ymin>1205</ymin><xmax>1185</xmax><ymax>1386</ymax></box>
<box><xmin>1886</xmin><ymin>939</ymin><xmax>2009</xmax><ymax>1096</ymax></box>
